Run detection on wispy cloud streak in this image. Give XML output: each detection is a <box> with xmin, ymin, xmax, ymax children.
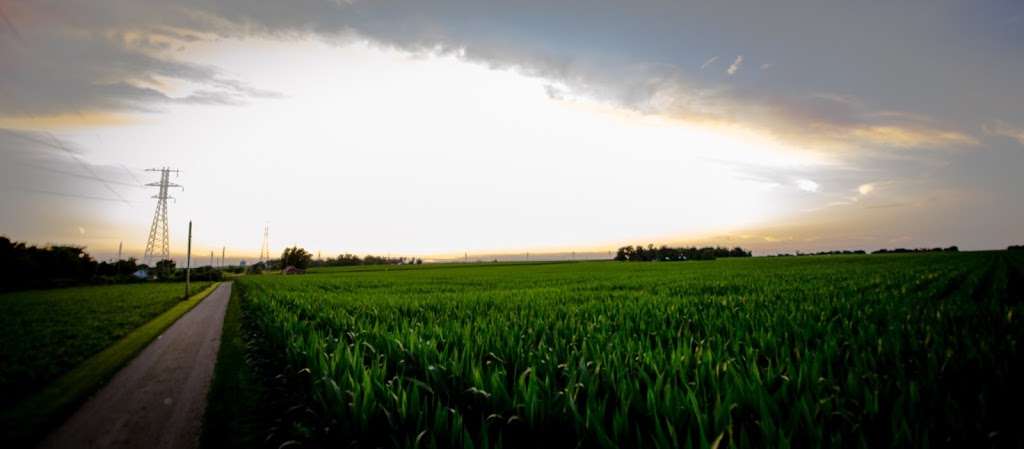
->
<box><xmin>727</xmin><ymin>55</ymin><xmax>743</xmax><ymax>76</ymax></box>
<box><xmin>700</xmin><ymin>56</ymin><xmax>718</xmax><ymax>70</ymax></box>
<box><xmin>983</xmin><ymin>121</ymin><xmax>1024</xmax><ymax>145</ymax></box>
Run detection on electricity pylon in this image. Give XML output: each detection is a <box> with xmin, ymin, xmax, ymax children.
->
<box><xmin>259</xmin><ymin>223</ymin><xmax>270</xmax><ymax>263</ymax></box>
<box><xmin>143</xmin><ymin>167</ymin><xmax>181</xmax><ymax>263</ymax></box>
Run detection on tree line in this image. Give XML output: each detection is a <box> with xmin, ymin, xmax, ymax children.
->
<box><xmin>252</xmin><ymin>246</ymin><xmax>425</xmax><ymax>273</ymax></box>
<box><xmin>770</xmin><ymin>250</ymin><xmax>868</xmax><ymax>257</ymax></box>
<box><xmin>764</xmin><ymin>247</ymin><xmax>962</xmax><ymax>257</ymax></box>
<box><xmin>871</xmin><ymin>246</ymin><xmax>958</xmax><ymax>254</ymax></box>
<box><xmin>0</xmin><ymin>236</ymin><xmax>222</xmax><ymax>291</ymax></box>
<box><xmin>614</xmin><ymin>244</ymin><xmax>752</xmax><ymax>262</ymax></box>
<box><xmin>310</xmin><ymin>252</ymin><xmax>423</xmax><ymax>268</ymax></box>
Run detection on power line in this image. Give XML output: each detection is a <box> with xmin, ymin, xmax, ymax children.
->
<box><xmin>0</xmin><ymin>54</ymin><xmax>135</xmax><ymax>208</ymax></box>
<box><xmin>2</xmin><ymin>185</ymin><xmax>127</xmax><ymax>203</ymax></box>
<box><xmin>0</xmin><ymin>3</ymin><xmax>24</xmax><ymax>44</ymax></box>
<box><xmin>15</xmin><ymin>161</ymin><xmax>143</xmax><ymax>188</ymax></box>
<box><xmin>119</xmin><ymin>163</ymin><xmax>144</xmax><ymax>185</ymax></box>
<box><xmin>2</xmin><ymin>129</ymin><xmax>136</xmax><ymax>205</ymax></box>
<box><xmin>43</xmin><ymin>132</ymin><xmax>131</xmax><ymax>206</ymax></box>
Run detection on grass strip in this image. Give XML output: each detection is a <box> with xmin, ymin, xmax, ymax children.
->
<box><xmin>1</xmin><ymin>282</ymin><xmax>222</xmax><ymax>447</ymax></box>
<box><xmin>201</xmin><ymin>284</ymin><xmax>269</xmax><ymax>449</ymax></box>
<box><xmin>201</xmin><ymin>282</ymin><xmax>311</xmax><ymax>449</ymax></box>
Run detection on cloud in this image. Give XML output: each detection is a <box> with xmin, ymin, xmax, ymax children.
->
<box><xmin>0</xmin><ymin>0</ymin><xmax>1001</xmax><ymax>155</ymax></box>
<box><xmin>727</xmin><ymin>55</ymin><xmax>743</xmax><ymax>76</ymax></box>
<box><xmin>982</xmin><ymin>121</ymin><xmax>1024</xmax><ymax>145</ymax></box>
<box><xmin>700</xmin><ymin>56</ymin><xmax>718</xmax><ymax>70</ymax></box>
<box><xmin>796</xmin><ymin>179</ymin><xmax>820</xmax><ymax>193</ymax></box>
<box><xmin>0</xmin><ymin>3</ymin><xmax>280</xmax><ymax>119</ymax></box>
<box><xmin>630</xmin><ymin>74</ymin><xmax>977</xmax><ymax>152</ymax></box>
<box><xmin>844</xmin><ymin>125</ymin><xmax>978</xmax><ymax>149</ymax></box>
<box><xmin>858</xmin><ymin>183</ymin><xmax>875</xmax><ymax>195</ymax></box>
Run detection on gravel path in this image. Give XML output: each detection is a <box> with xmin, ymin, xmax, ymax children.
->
<box><xmin>38</xmin><ymin>282</ymin><xmax>232</xmax><ymax>449</ymax></box>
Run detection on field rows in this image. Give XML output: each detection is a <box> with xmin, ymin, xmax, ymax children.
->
<box><xmin>237</xmin><ymin>253</ymin><xmax>1023</xmax><ymax>448</ymax></box>
<box><xmin>0</xmin><ymin>281</ymin><xmax>212</xmax><ymax>409</ymax></box>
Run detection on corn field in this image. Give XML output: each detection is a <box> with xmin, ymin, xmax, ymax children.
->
<box><xmin>236</xmin><ymin>252</ymin><xmax>1024</xmax><ymax>448</ymax></box>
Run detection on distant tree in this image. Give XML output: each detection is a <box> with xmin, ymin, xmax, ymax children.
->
<box><xmin>248</xmin><ymin>262</ymin><xmax>265</xmax><ymax>274</ymax></box>
<box><xmin>116</xmin><ymin>258</ymin><xmax>139</xmax><ymax>275</ymax></box>
<box><xmin>189</xmin><ymin>266</ymin><xmax>224</xmax><ymax>281</ymax></box>
<box><xmin>316</xmin><ymin>252</ymin><xmax>417</xmax><ymax>267</ymax></box>
<box><xmin>1</xmin><ymin>236</ymin><xmax>107</xmax><ymax>290</ymax></box>
<box><xmin>872</xmin><ymin>247</ymin><xmax>960</xmax><ymax>255</ymax></box>
<box><xmin>614</xmin><ymin>246</ymin><xmax>631</xmax><ymax>261</ymax></box>
<box><xmin>333</xmin><ymin>254</ymin><xmax>363</xmax><ymax>266</ymax></box>
<box><xmin>0</xmin><ymin>236</ymin><xmax>177</xmax><ymax>290</ymax></box>
<box><xmin>95</xmin><ymin>257</ymin><xmax>140</xmax><ymax>280</ymax></box>
<box><xmin>281</xmin><ymin>246</ymin><xmax>313</xmax><ymax>270</ymax></box>
<box><xmin>613</xmin><ymin>244</ymin><xmax>752</xmax><ymax>262</ymax></box>
<box><xmin>154</xmin><ymin>259</ymin><xmax>176</xmax><ymax>280</ymax></box>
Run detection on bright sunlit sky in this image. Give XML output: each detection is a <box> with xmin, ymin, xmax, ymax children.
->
<box><xmin>1</xmin><ymin>0</ymin><xmax>1022</xmax><ymax>261</ymax></box>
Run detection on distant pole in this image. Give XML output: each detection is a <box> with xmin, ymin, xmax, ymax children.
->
<box><xmin>185</xmin><ymin>221</ymin><xmax>192</xmax><ymax>299</ymax></box>
<box><xmin>221</xmin><ymin>246</ymin><xmax>225</xmax><ymax>267</ymax></box>
<box><xmin>210</xmin><ymin>250</ymin><xmax>214</xmax><ymax>267</ymax></box>
<box><xmin>117</xmin><ymin>241</ymin><xmax>123</xmax><ymax>260</ymax></box>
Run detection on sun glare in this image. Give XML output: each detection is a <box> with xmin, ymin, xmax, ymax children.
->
<box><xmin>61</xmin><ymin>39</ymin><xmax>824</xmax><ymax>257</ymax></box>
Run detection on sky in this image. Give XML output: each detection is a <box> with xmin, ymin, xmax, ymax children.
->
<box><xmin>0</xmin><ymin>0</ymin><xmax>1022</xmax><ymax>262</ymax></box>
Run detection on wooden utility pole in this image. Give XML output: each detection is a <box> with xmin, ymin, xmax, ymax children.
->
<box><xmin>185</xmin><ymin>221</ymin><xmax>192</xmax><ymax>300</ymax></box>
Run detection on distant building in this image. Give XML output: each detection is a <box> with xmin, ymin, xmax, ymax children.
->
<box><xmin>282</xmin><ymin>266</ymin><xmax>305</xmax><ymax>275</ymax></box>
<box><xmin>132</xmin><ymin>269</ymin><xmax>150</xmax><ymax>280</ymax></box>
<box><xmin>239</xmin><ymin>260</ymin><xmax>247</xmax><ymax>267</ymax></box>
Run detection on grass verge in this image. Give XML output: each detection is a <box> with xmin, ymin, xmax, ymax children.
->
<box><xmin>1</xmin><ymin>282</ymin><xmax>222</xmax><ymax>448</ymax></box>
<box><xmin>201</xmin><ymin>285</ymin><xmax>254</xmax><ymax>448</ymax></box>
<box><xmin>200</xmin><ymin>284</ymin><xmax>277</xmax><ymax>449</ymax></box>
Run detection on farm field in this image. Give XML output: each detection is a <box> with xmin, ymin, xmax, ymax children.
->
<box><xmin>232</xmin><ymin>252</ymin><xmax>1024</xmax><ymax>448</ymax></box>
<box><xmin>0</xmin><ymin>281</ymin><xmax>211</xmax><ymax>409</ymax></box>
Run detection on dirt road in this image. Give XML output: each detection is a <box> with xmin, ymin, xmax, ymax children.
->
<box><xmin>38</xmin><ymin>282</ymin><xmax>232</xmax><ymax>449</ymax></box>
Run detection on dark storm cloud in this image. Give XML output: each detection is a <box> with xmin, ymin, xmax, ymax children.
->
<box><xmin>0</xmin><ymin>1</ymin><xmax>278</xmax><ymax>116</ymax></box>
<box><xmin>1</xmin><ymin>0</ymin><xmax>1022</xmax><ymax>150</ymax></box>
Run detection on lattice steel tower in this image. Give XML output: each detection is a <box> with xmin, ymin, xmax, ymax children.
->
<box><xmin>259</xmin><ymin>223</ymin><xmax>270</xmax><ymax>263</ymax></box>
<box><xmin>143</xmin><ymin>167</ymin><xmax>182</xmax><ymax>263</ymax></box>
